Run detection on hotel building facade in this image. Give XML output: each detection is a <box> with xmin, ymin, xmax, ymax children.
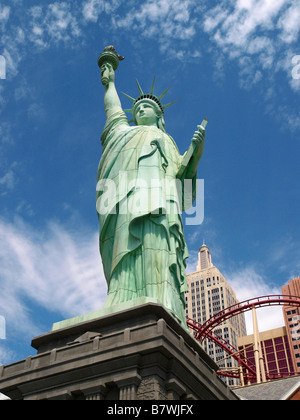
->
<box><xmin>281</xmin><ymin>277</ymin><xmax>300</xmax><ymax>374</ymax></box>
<box><xmin>185</xmin><ymin>244</ymin><xmax>247</xmax><ymax>386</ymax></box>
<box><xmin>237</xmin><ymin>327</ymin><xmax>295</xmax><ymax>384</ymax></box>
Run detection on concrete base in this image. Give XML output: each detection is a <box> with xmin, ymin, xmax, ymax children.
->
<box><xmin>50</xmin><ymin>297</ymin><xmax>185</xmax><ymax>332</ymax></box>
<box><xmin>0</xmin><ymin>302</ymin><xmax>238</xmax><ymax>400</ymax></box>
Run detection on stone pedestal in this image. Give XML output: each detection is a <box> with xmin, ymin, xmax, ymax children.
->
<box><xmin>0</xmin><ymin>302</ymin><xmax>238</xmax><ymax>400</ymax></box>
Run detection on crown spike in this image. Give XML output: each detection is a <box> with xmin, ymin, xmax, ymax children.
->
<box><xmin>149</xmin><ymin>77</ymin><xmax>156</xmax><ymax>95</ymax></box>
<box><xmin>162</xmin><ymin>100</ymin><xmax>178</xmax><ymax>110</ymax></box>
<box><xmin>124</xmin><ymin>109</ymin><xmax>133</xmax><ymax>113</ymax></box>
<box><xmin>158</xmin><ymin>86</ymin><xmax>171</xmax><ymax>101</ymax></box>
<box><xmin>121</xmin><ymin>92</ymin><xmax>135</xmax><ymax>102</ymax></box>
<box><xmin>136</xmin><ymin>79</ymin><xmax>144</xmax><ymax>95</ymax></box>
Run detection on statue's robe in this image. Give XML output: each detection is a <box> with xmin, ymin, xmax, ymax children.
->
<box><xmin>96</xmin><ymin>110</ymin><xmax>196</xmax><ymax>326</ymax></box>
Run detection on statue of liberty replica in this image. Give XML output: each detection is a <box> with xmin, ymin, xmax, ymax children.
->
<box><xmin>96</xmin><ymin>46</ymin><xmax>206</xmax><ymax>328</ymax></box>
<box><xmin>0</xmin><ymin>47</ymin><xmax>238</xmax><ymax>402</ymax></box>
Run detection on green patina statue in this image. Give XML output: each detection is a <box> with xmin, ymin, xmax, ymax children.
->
<box><xmin>96</xmin><ymin>46</ymin><xmax>206</xmax><ymax>327</ymax></box>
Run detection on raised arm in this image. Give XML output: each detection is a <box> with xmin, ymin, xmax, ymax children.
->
<box><xmin>101</xmin><ymin>62</ymin><xmax>123</xmax><ymax>119</ymax></box>
<box><xmin>184</xmin><ymin>125</ymin><xmax>205</xmax><ymax>179</ymax></box>
<box><xmin>177</xmin><ymin>124</ymin><xmax>206</xmax><ymax>180</ymax></box>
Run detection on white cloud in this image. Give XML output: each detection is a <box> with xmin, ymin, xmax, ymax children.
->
<box><xmin>1</xmin><ymin>26</ymin><xmax>26</xmax><ymax>79</ymax></box>
<box><xmin>0</xmin><ymin>0</ymin><xmax>298</xmax><ymax>136</ymax></box>
<box><xmin>285</xmin><ymin>111</ymin><xmax>300</xmax><ymax>131</ymax></box>
<box><xmin>70</xmin><ymin>0</ymin><xmax>195</xmax><ymax>31</ymax></box>
<box><xmin>82</xmin><ymin>0</ymin><xmax>121</xmax><ymax>22</ymax></box>
<box><xmin>46</xmin><ymin>2</ymin><xmax>81</xmax><ymax>41</ymax></box>
<box><xmin>0</xmin><ymin>5</ymin><xmax>10</xmax><ymax>24</ymax></box>
<box><xmin>185</xmin><ymin>249</ymin><xmax>199</xmax><ymax>274</ymax></box>
<box><xmin>0</xmin><ymin>169</ymin><xmax>15</xmax><ymax>191</ymax></box>
<box><xmin>203</xmin><ymin>0</ymin><xmax>300</xmax><ymax>92</ymax></box>
<box><xmin>111</xmin><ymin>0</ymin><xmax>199</xmax><ymax>58</ymax></box>
<box><xmin>82</xmin><ymin>0</ymin><xmax>102</xmax><ymax>22</ymax></box>
<box><xmin>226</xmin><ymin>265</ymin><xmax>285</xmax><ymax>334</ymax></box>
<box><xmin>0</xmin><ymin>345</ymin><xmax>16</xmax><ymax>367</ymax></box>
<box><xmin>278</xmin><ymin>0</ymin><xmax>300</xmax><ymax>43</ymax></box>
<box><xmin>0</xmin><ymin>122</ymin><xmax>12</xmax><ymax>146</ymax></box>
<box><xmin>0</xmin><ymin>0</ymin><xmax>299</xmax><ymax>87</ymax></box>
<box><xmin>0</xmin><ymin>218</ymin><xmax>107</xmax><ymax>340</ymax></box>
<box><xmin>15</xmin><ymin>201</ymin><xmax>35</xmax><ymax>217</ymax></box>
<box><xmin>205</xmin><ymin>0</ymin><xmax>286</xmax><ymax>49</ymax></box>
<box><xmin>267</xmin><ymin>236</ymin><xmax>300</xmax><ymax>281</ymax></box>
<box><xmin>28</xmin><ymin>2</ymin><xmax>81</xmax><ymax>48</ymax></box>
<box><xmin>0</xmin><ymin>161</ymin><xmax>19</xmax><ymax>195</ymax></box>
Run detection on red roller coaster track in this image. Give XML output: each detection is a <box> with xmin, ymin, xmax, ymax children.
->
<box><xmin>186</xmin><ymin>294</ymin><xmax>300</xmax><ymax>382</ymax></box>
<box><xmin>187</xmin><ymin>318</ymin><xmax>258</xmax><ymax>380</ymax></box>
<box><xmin>193</xmin><ymin>294</ymin><xmax>300</xmax><ymax>341</ymax></box>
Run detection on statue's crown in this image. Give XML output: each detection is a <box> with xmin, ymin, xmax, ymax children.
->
<box><xmin>122</xmin><ymin>78</ymin><xmax>177</xmax><ymax>123</ymax></box>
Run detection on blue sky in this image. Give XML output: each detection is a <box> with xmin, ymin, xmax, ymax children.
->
<box><xmin>0</xmin><ymin>0</ymin><xmax>299</xmax><ymax>364</ymax></box>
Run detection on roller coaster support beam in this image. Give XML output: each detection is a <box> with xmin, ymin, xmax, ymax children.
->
<box><xmin>252</xmin><ymin>306</ymin><xmax>261</xmax><ymax>383</ymax></box>
<box><xmin>252</xmin><ymin>306</ymin><xmax>267</xmax><ymax>383</ymax></box>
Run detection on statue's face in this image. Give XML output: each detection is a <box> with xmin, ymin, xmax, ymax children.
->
<box><xmin>135</xmin><ymin>102</ymin><xmax>158</xmax><ymax>127</ymax></box>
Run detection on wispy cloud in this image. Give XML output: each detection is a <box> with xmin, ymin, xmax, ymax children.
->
<box><xmin>0</xmin><ymin>122</ymin><xmax>12</xmax><ymax>146</ymax></box>
<box><xmin>110</xmin><ymin>0</ymin><xmax>200</xmax><ymax>60</ymax></box>
<box><xmin>0</xmin><ymin>5</ymin><xmax>10</xmax><ymax>26</ymax></box>
<box><xmin>1</xmin><ymin>28</ymin><xmax>25</xmax><ymax>79</ymax></box>
<box><xmin>0</xmin><ymin>0</ymin><xmax>298</xmax><ymax>140</ymax></box>
<box><xmin>28</xmin><ymin>2</ymin><xmax>81</xmax><ymax>48</ymax></box>
<box><xmin>0</xmin><ymin>217</ymin><xmax>107</xmax><ymax>343</ymax></box>
<box><xmin>0</xmin><ymin>1</ymin><xmax>299</xmax><ymax>89</ymax></box>
<box><xmin>204</xmin><ymin>0</ymin><xmax>286</xmax><ymax>49</ymax></box>
<box><xmin>0</xmin><ymin>345</ymin><xmax>16</xmax><ymax>366</ymax></box>
<box><xmin>203</xmin><ymin>0</ymin><xmax>300</xmax><ymax>91</ymax></box>
<box><xmin>225</xmin><ymin>265</ymin><xmax>285</xmax><ymax>334</ymax></box>
<box><xmin>111</xmin><ymin>0</ymin><xmax>195</xmax><ymax>36</ymax></box>
<box><xmin>277</xmin><ymin>0</ymin><xmax>300</xmax><ymax>44</ymax></box>
<box><xmin>266</xmin><ymin>236</ymin><xmax>300</xmax><ymax>281</ymax></box>
<box><xmin>0</xmin><ymin>169</ymin><xmax>15</xmax><ymax>192</ymax></box>
<box><xmin>82</xmin><ymin>0</ymin><xmax>121</xmax><ymax>22</ymax></box>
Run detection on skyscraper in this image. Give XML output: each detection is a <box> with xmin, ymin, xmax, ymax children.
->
<box><xmin>281</xmin><ymin>277</ymin><xmax>300</xmax><ymax>374</ymax></box>
<box><xmin>185</xmin><ymin>244</ymin><xmax>247</xmax><ymax>386</ymax></box>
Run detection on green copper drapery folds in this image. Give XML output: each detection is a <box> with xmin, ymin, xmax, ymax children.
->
<box><xmin>96</xmin><ymin>49</ymin><xmax>205</xmax><ymax>328</ymax></box>
<box><xmin>96</xmin><ymin>109</ymin><xmax>197</xmax><ymax>327</ymax></box>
